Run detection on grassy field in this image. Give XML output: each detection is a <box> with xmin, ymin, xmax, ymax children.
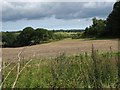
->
<box><xmin>1</xmin><ymin>39</ymin><xmax>120</xmax><ymax>88</ymax></box>
<box><xmin>1</xmin><ymin>50</ymin><xmax>120</xmax><ymax>88</ymax></box>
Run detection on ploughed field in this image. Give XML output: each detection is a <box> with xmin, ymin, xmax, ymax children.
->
<box><xmin>2</xmin><ymin>39</ymin><xmax>118</xmax><ymax>62</ymax></box>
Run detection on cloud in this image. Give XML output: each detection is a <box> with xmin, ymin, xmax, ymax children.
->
<box><xmin>4</xmin><ymin>0</ymin><xmax>116</xmax><ymax>2</ymax></box>
<box><xmin>2</xmin><ymin>1</ymin><xmax>114</xmax><ymax>22</ymax></box>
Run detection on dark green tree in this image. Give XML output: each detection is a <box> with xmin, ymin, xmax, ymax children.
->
<box><xmin>31</xmin><ymin>28</ymin><xmax>50</xmax><ymax>44</ymax></box>
<box><xmin>83</xmin><ymin>18</ymin><xmax>106</xmax><ymax>38</ymax></box>
<box><xmin>2</xmin><ymin>32</ymin><xmax>18</xmax><ymax>47</ymax></box>
<box><xmin>17</xmin><ymin>27</ymin><xmax>34</xmax><ymax>46</ymax></box>
<box><xmin>106</xmin><ymin>1</ymin><xmax>120</xmax><ymax>37</ymax></box>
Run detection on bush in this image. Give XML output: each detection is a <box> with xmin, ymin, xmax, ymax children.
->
<box><xmin>72</xmin><ymin>33</ymin><xmax>82</xmax><ymax>39</ymax></box>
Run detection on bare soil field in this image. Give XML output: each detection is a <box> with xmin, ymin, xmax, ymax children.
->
<box><xmin>2</xmin><ymin>39</ymin><xmax>119</xmax><ymax>62</ymax></box>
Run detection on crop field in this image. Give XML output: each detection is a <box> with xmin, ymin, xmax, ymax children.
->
<box><xmin>2</xmin><ymin>39</ymin><xmax>118</xmax><ymax>62</ymax></box>
<box><xmin>1</xmin><ymin>39</ymin><xmax>120</xmax><ymax>89</ymax></box>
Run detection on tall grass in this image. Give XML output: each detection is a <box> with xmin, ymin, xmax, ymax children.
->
<box><xmin>1</xmin><ymin>47</ymin><xmax>120</xmax><ymax>89</ymax></box>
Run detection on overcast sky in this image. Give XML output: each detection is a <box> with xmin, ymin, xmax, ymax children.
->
<box><xmin>2</xmin><ymin>1</ymin><xmax>115</xmax><ymax>31</ymax></box>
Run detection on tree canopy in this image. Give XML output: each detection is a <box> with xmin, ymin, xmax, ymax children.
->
<box><xmin>83</xmin><ymin>1</ymin><xmax>120</xmax><ymax>38</ymax></box>
<box><xmin>106</xmin><ymin>1</ymin><xmax>120</xmax><ymax>38</ymax></box>
<box><xmin>83</xmin><ymin>18</ymin><xmax>106</xmax><ymax>38</ymax></box>
<box><xmin>2</xmin><ymin>27</ymin><xmax>54</xmax><ymax>47</ymax></box>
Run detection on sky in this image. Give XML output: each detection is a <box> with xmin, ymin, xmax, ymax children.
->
<box><xmin>1</xmin><ymin>0</ymin><xmax>116</xmax><ymax>31</ymax></box>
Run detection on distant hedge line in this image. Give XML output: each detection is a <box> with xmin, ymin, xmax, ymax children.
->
<box><xmin>2</xmin><ymin>27</ymin><xmax>82</xmax><ymax>47</ymax></box>
<box><xmin>2</xmin><ymin>27</ymin><xmax>55</xmax><ymax>47</ymax></box>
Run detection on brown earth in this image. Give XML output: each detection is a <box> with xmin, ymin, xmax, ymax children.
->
<box><xmin>2</xmin><ymin>39</ymin><xmax>119</xmax><ymax>62</ymax></box>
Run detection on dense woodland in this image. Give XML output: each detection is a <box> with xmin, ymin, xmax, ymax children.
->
<box><xmin>84</xmin><ymin>1</ymin><xmax>120</xmax><ymax>38</ymax></box>
<box><xmin>2</xmin><ymin>1</ymin><xmax>120</xmax><ymax>47</ymax></box>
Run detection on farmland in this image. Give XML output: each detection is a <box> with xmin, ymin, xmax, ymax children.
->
<box><xmin>1</xmin><ymin>1</ymin><xmax>120</xmax><ymax>89</ymax></box>
<box><xmin>2</xmin><ymin>39</ymin><xmax>118</xmax><ymax>62</ymax></box>
<box><xmin>1</xmin><ymin>39</ymin><xmax>120</xmax><ymax>88</ymax></box>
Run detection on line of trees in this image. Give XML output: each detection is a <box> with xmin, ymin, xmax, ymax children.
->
<box><xmin>2</xmin><ymin>27</ymin><xmax>82</xmax><ymax>47</ymax></box>
<box><xmin>2</xmin><ymin>27</ymin><xmax>53</xmax><ymax>47</ymax></box>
